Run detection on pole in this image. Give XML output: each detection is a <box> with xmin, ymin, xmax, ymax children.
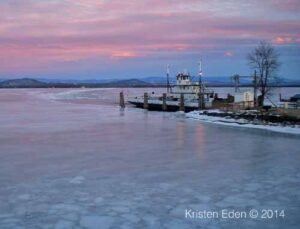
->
<box><xmin>253</xmin><ymin>70</ymin><xmax>258</xmax><ymax>107</ymax></box>
<box><xmin>233</xmin><ymin>74</ymin><xmax>239</xmax><ymax>93</ymax></box>
<box><xmin>179</xmin><ymin>93</ymin><xmax>185</xmax><ymax>112</ymax></box>
<box><xmin>166</xmin><ymin>64</ymin><xmax>170</xmax><ymax>94</ymax></box>
<box><xmin>119</xmin><ymin>92</ymin><xmax>125</xmax><ymax>108</ymax></box>
<box><xmin>162</xmin><ymin>93</ymin><xmax>167</xmax><ymax>111</ymax></box>
<box><xmin>198</xmin><ymin>93</ymin><xmax>205</xmax><ymax>110</ymax></box>
<box><xmin>198</xmin><ymin>60</ymin><xmax>204</xmax><ymax>110</ymax></box>
<box><xmin>143</xmin><ymin>92</ymin><xmax>149</xmax><ymax>109</ymax></box>
<box><xmin>199</xmin><ymin>60</ymin><xmax>202</xmax><ymax>88</ymax></box>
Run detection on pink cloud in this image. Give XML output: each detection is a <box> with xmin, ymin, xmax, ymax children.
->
<box><xmin>0</xmin><ymin>0</ymin><xmax>299</xmax><ymax>75</ymax></box>
<box><xmin>272</xmin><ymin>36</ymin><xmax>300</xmax><ymax>45</ymax></box>
<box><xmin>111</xmin><ymin>51</ymin><xmax>137</xmax><ymax>59</ymax></box>
<box><xmin>224</xmin><ymin>51</ymin><xmax>233</xmax><ymax>57</ymax></box>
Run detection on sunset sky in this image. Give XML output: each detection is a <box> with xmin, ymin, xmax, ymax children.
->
<box><xmin>0</xmin><ymin>0</ymin><xmax>299</xmax><ymax>79</ymax></box>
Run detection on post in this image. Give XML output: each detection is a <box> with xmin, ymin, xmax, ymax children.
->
<box><xmin>179</xmin><ymin>93</ymin><xmax>185</xmax><ymax>112</ymax></box>
<box><xmin>119</xmin><ymin>92</ymin><xmax>125</xmax><ymax>108</ymax></box>
<box><xmin>162</xmin><ymin>93</ymin><xmax>167</xmax><ymax>111</ymax></box>
<box><xmin>253</xmin><ymin>70</ymin><xmax>258</xmax><ymax>107</ymax></box>
<box><xmin>166</xmin><ymin>64</ymin><xmax>170</xmax><ymax>94</ymax></box>
<box><xmin>198</xmin><ymin>93</ymin><xmax>205</xmax><ymax>110</ymax></box>
<box><xmin>233</xmin><ymin>74</ymin><xmax>240</xmax><ymax>93</ymax></box>
<box><xmin>143</xmin><ymin>92</ymin><xmax>149</xmax><ymax>109</ymax></box>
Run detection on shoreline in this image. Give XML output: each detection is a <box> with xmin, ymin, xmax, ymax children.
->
<box><xmin>186</xmin><ymin>110</ymin><xmax>300</xmax><ymax>135</ymax></box>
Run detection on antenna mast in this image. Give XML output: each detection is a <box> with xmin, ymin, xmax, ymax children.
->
<box><xmin>166</xmin><ymin>64</ymin><xmax>170</xmax><ymax>93</ymax></box>
<box><xmin>198</xmin><ymin>59</ymin><xmax>204</xmax><ymax>109</ymax></box>
<box><xmin>199</xmin><ymin>59</ymin><xmax>203</xmax><ymax>86</ymax></box>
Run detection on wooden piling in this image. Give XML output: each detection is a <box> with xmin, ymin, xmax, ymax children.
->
<box><xmin>119</xmin><ymin>92</ymin><xmax>125</xmax><ymax>108</ymax></box>
<box><xmin>179</xmin><ymin>93</ymin><xmax>185</xmax><ymax>112</ymax></box>
<box><xmin>162</xmin><ymin>93</ymin><xmax>167</xmax><ymax>111</ymax></box>
<box><xmin>143</xmin><ymin>92</ymin><xmax>149</xmax><ymax>109</ymax></box>
<box><xmin>198</xmin><ymin>93</ymin><xmax>205</xmax><ymax>110</ymax></box>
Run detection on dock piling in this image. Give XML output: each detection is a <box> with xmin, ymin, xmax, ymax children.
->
<box><xmin>162</xmin><ymin>93</ymin><xmax>167</xmax><ymax>111</ymax></box>
<box><xmin>179</xmin><ymin>93</ymin><xmax>185</xmax><ymax>112</ymax></box>
<box><xmin>119</xmin><ymin>92</ymin><xmax>125</xmax><ymax>108</ymax></box>
<box><xmin>198</xmin><ymin>93</ymin><xmax>205</xmax><ymax>110</ymax></box>
<box><xmin>143</xmin><ymin>92</ymin><xmax>149</xmax><ymax>109</ymax></box>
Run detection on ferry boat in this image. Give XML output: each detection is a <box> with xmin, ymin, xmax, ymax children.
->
<box><xmin>128</xmin><ymin>62</ymin><xmax>215</xmax><ymax>112</ymax></box>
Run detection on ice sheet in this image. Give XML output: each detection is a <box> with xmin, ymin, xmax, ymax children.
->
<box><xmin>0</xmin><ymin>89</ymin><xmax>299</xmax><ymax>229</ymax></box>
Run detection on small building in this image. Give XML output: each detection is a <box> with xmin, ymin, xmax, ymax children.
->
<box><xmin>234</xmin><ymin>91</ymin><xmax>254</xmax><ymax>108</ymax></box>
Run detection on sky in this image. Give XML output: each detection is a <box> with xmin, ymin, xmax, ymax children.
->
<box><xmin>0</xmin><ymin>0</ymin><xmax>299</xmax><ymax>80</ymax></box>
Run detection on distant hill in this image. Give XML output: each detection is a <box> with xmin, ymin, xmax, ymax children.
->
<box><xmin>140</xmin><ymin>76</ymin><xmax>252</xmax><ymax>86</ymax></box>
<box><xmin>0</xmin><ymin>78</ymin><xmax>47</xmax><ymax>88</ymax></box>
<box><xmin>140</xmin><ymin>76</ymin><xmax>300</xmax><ymax>87</ymax></box>
<box><xmin>139</xmin><ymin>76</ymin><xmax>175</xmax><ymax>85</ymax></box>
<box><xmin>0</xmin><ymin>76</ymin><xmax>299</xmax><ymax>88</ymax></box>
<box><xmin>37</xmin><ymin>78</ymin><xmax>112</xmax><ymax>84</ymax></box>
<box><xmin>100</xmin><ymin>79</ymin><xmax>152</xmax><ymax>87</ymax></box>
<box><xmin>0</xmin><ymin>78</ymin><xmax>152</xmax><ymax>88</ymax></box>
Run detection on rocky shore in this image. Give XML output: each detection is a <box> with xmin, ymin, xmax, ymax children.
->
<box><xmin>203</xmin><ymin>109</ymin><xmax>299</xmax><ymax>125</ymax></box>
<box><xmin>186</xmin><ymin>109</ymin><xmax>300</xmax><ymax>135</ymax></box>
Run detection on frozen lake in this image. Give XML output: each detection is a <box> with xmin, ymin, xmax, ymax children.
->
<box><xmin>0</xmin><ymin>88</ymin><xmax>299</xmax><ymax>229</ymax></box>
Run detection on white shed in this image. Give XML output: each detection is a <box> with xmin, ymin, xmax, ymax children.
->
<box><xmin>234</xmin><ymin>91</ymin><xmax>254</xmax><ymax>103</ymax></box>
<box><xmin>234</xmin><ymin>91</ymin><xmax>254</xmax><ymax>108</ymax></box>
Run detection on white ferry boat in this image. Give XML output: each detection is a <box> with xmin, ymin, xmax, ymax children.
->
<box><xmin>128</xmin><ymin>62</ymin><xmax>215</xmax><ymax>112</ymax></box>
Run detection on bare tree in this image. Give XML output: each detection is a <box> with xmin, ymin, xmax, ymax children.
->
<box><xmin>247</xmin><ymin>41</ymin><xmax>280</xmax><ymax>106</ymax></box>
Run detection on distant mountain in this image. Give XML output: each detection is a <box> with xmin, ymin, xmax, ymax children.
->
<box><xmin>37</xmin><ymin>78</ymin><xmax>155</xmax><ymax>85</ymax></box>
<box><xmin>99</xmin><ymin>79</ymin><xmax>152</xmax><ymax>87</ymax></box>
<box><xmin>0</xmin><ymin>76</ymin><xmax>299</xmax><ymax>88</ymax></box>
<box><xmin>37</xmin><ymin>78</ymin><xmax>112</xmax><ymax>84</ymax></box>
<box><xmin>0</xmin><ymin>78</ymin><xmax>47</xmax><ymax>88</ymax></box>
<box><xmin>275</xmin><ymin>78</ymin><xmax>300</xmax><ymax>86</ymax></box>
<box><xmin>0</xmin><ymin>78</ymin><xmax>152</xmax><ymax>88</ymax></box>
<box><xmin>140</xmin><ymin>76</ymin><xmax>300</xmax><ymax>87</ymax></box>
<box><xmin>139</xmin><ymin>76</ymin><xmax>175</xmax><ymax>84</ymax></box>
<box><xmin>140</xmin><ymin>76</ymin><xmax>246</xmax><ymax>86</ymax></box>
